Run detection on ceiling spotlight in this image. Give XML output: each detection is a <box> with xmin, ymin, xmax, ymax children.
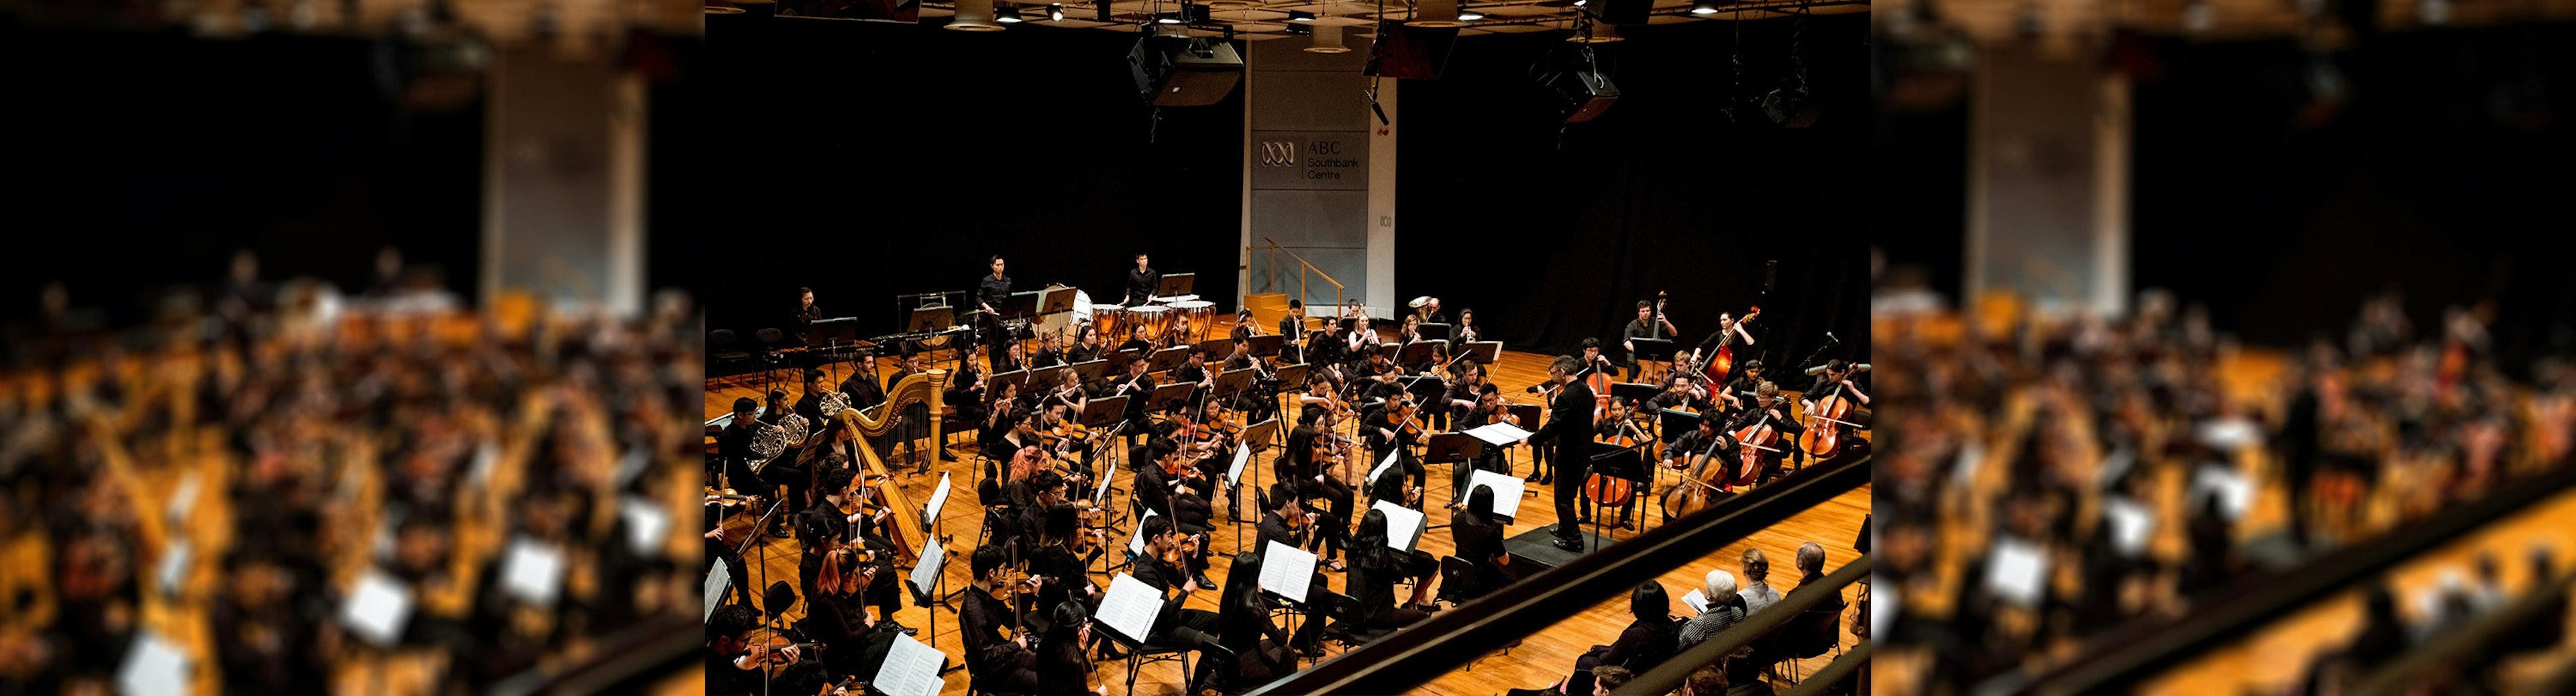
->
<box><xmin>998</xmin><ymin>3</ymin><xmax>1024</xmax><ymax>22</ymax></box>
<box><xmin>1458</xmin><ymin>5</ymin><xmax>1483</xmax><ymax>19</ymax></box>
<box><xmin>1572</xmin><ymin>0</ymin><xmax>1585</xmax><ymax>6</ymax></box>
<box><xmin>1305</xmin><ymin>23</ymin><xmax>1350</xmax><ymax>52</ymax></box>
<box><xmin>2182</xmin><ymin>0</ymin><xmax>2212</xmax><ymax>32</ymax></box>
<box><xmin>947</xmin><ymin>0</ymin><xmax>1006</xmax><ymax>30</ymax></box>
<box><xmin>1407</xmin><ymin>0</ymin><xmax>1462</xmax><ymax>26</ymax></box>
<box><xmin>1047</xmin><ymin>3</ymin><xmax>1064</xmax><ymax>19</ymax></box>
<box><xmin>1157</xmin><ymin>12</ymin><xmax>1183</xmax><ymax>23</ymax></box>
<box><xmin>1287</xmin><ymin>9</ymin><xmax>1315</xmax><ymax>21</ymax></box>
<box><xmin>1690</xmin><ymin>0</ymin><xmax>1719</xmax><ymax>14</ymax></box>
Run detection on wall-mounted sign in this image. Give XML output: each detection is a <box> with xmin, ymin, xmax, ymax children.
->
<box><xmin>1252</xmin><ymin>131</ymin><xmax>1367</xmax><ymax>191</ymax></box>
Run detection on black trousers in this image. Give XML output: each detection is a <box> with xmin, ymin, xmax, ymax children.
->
<box><xmin>1553</xmin><ymin>457</ymin><xmax>1590</xmax><ymax>540</ymax></box>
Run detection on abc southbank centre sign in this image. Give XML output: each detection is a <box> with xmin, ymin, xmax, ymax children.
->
<box><xmin>1252</xmin><ymin>132</ymin><xmax>1366</xmax><ymax>191</ymax></box>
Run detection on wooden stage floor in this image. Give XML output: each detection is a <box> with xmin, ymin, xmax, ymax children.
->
<box><xmin>704</xmin><ymin>319</ymin><xmax>1870</xmax><ymax>696</ymax></box>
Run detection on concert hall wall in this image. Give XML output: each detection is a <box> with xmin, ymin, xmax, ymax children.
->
<box><xmin>1393</xmin><ymin>15</ymin><xmax>1872</xmax><ymax>370</ymax></box>
<box><xmin>0</xmin><ymin>28</ymin><xmax>486</xmax><ymax>328</ymax></box>
<box><xmin>702</xmin><ymin>18</ymin><xmax>1245</xmax><ymax>342</ymax></box>
<box><xmin>2123</xmin><ymin>27</ymin><xmax>2576</xmax><ymax>377</ymax></box>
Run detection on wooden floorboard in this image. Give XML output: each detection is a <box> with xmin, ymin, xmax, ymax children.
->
<box><xmin>706</xmin><ymin>317</ymin><xmax>1870</xmax><ymax>696</ymax></box>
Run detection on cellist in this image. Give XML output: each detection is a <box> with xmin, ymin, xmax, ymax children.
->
<box><xmin>1585</xmin><ymin>397</ymin><xmax>1652</xmax><ymax>530</ymax></box>
<box><xmin>1799</xmin><ymin>359</ymin><xmax>1869</xmax><ymax>460</ymax></box>
<box><xmin>1723</xmin><ymin>381</ymin><xmax>1804</xmax><ymax>486</ymax></box>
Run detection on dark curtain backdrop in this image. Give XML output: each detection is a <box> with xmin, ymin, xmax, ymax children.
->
<box><xmin>1395</xmin><ymin>15</ymin><xmax>1871</xmax><ymax>374</ymax></box>
<box><xmin>2127</xmin><ymin>24</ymin><xmax>2576</xmax><ymax>375</ymax></box>
<box><xmin>704</xmin><ymin>18</ymin><xmax>1244</xmax><ymax>340</ymax></box>
<box><xmin>0</xmin><ymin>28</ymin><xmax>484</xmax><ymax>326</ymax></box>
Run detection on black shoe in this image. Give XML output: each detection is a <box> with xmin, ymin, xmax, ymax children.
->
<box><xmin>940</xmin><ymin>451</ymin><xmax>960</xmax><ymax>462</ymax></box>
<box><xmin>1097</xmin><ymin>642</ymin><xmax>1127</xmax><ymax>660</ymax></box>
<box><xmin>882</xmin><ymin>620</ymin><xmax>918</xmax><ymax>636</ymax></box>
<box><xmin>1617</xmin><ymin>517</ymin><xmax>1635</xmax><ymax>531</ymax></box>
<box><xmin>1540</xmin><ymin>473</ymin><xmax>1554</xmax><ymax>486</ymax></box>
<box><xmin>1295</xmin><ymin>642</ymin><xmax>1326</xmax><ymax>658</ymax></box>
<box><xmin>1193</xmin><ymin>573</ymin><xmax>1218</xmax><ymax>591</ymax></box>
<box><xmin>1552</xmin><ymin>536</ymin><xmax>1584</xmax><ymax>552</ymax></box>
<box><xmin>1525</xmin><ymin>473</ymin><xmax>1542</xmax><ymax>483</ymax></box>
<box><xmin>770</xmin><ymin>526</ymin><xmax>794</xmax><ymax>539</ymax></box>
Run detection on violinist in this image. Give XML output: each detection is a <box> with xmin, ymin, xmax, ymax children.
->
<box><xmin>1025</xmin><ymin>475</ymin><xmax>1108</xmax><ymax>611</ymax></box>
<box><xmin>706</xmin><ymin>605</ymin><xmax>792</xmax><ymax>696</ymax></box>
<box><xmin>1134</xmin><ymin>515</ymin><xmax>1237</xmax><ymax>694</ymax></box>
<box><xmin>1460</xmin><ymin>383</ymin><xmax>1517</xmax><ymax>479</ymax></box>
<box><xmin>1277</xmin><ymin>425</ymin><xmax>1354</xmax><ymax>570</ymax></box>
<box><xmin>1448</xmin><ymin>485</ymin><xmax>1519</xmax><ymax>600</ymax></box>
<box><xmin>1360</xmin><ymin>392</ymin><xmax>1429</xmax><ymax>501</ymax></box>
<box><xmin>1440</xmin><ymin>358</ymin><xmax>1491</xmax><ymax>432</ymax></box>
<box><xmin>1356</xmin><ymin>346</ymin><xmax>1405</xmax><ymax>404</ymax></box>
<box><xmin>1139</xmin><ymin>435</ymin><xmax>1217</xmax><ymax>542</ymax></box>
<box><xmin>802</xmin><ymin>467</ymin><xmax>914</xmax><ymax>636</ymax></box>
<box><xmin>1036</xmin><ymin>602</ymin><xmax>1112</xmax><ymax>696</ymax></box>
<box><xmin>961</xmin><ymin>546</ymin><xmax>1042</xmax><ymax>693</ymax></box>
<box><xmin>1249</xmin><ymin>489</ymin><xmax>1332</xmax><ymax>656</ymax></box>
<box><xmin>802</xmin><ymin>535</ymin><xmax>900</xmax><ymax>683</ymax></box>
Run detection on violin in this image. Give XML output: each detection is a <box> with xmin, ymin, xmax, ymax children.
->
<box><xmin>1158</xmin><ymin>534</ymin><xmax>1202</xmax><ymax>569</ymax></box>
<box><xmin>987</xmin><ymin>571</ymin><xmax>1042</xmax><ymax>601</ymax></box>
<box><xmin>747</xmin><ymin>630</ymin><xmax>822</xmax><ymax>677</ymax></box>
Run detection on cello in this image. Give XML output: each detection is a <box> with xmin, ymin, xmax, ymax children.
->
<box><xmin>1585</xmin><ymin>405</ymin><xmax>1650</xmax><ymax>511</ymax></box>
<box><xmin>1796</xmin><ymin>379</ymin><xmax>1860</xmax><ymax>458</ymax></box>
<box><xmin>1660</xmin><ymin>438</ymin><xmax>1729</xmax><ymax>521</ymax></box>
<box><xmin>1730</xmin><ymin>406</ymin><xmax>1783</xmax><ymax>491</ymax></box>
<box><xmin>1706</xmin><ymin>307</ymin><xmax>1761</xmax><ymax>385</ymax></box>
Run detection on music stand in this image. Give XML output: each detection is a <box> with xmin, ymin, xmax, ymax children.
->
<box><xmin>1080</xmin><ymin>396</ymin><xmax>1130</xmax><ymax>428</ymax></box>
<box><xmin>1418</xmin><ymin>323</ymin><xmax>1452</xmax><ymax>343</ymax></box>
<box><xmin>1462</xmin><ymin>341</ymin><xmax>1503</xmax><ymax>366</ymax></box>
<box><xmin>1154</xmin><ymin>272</ymin><xmax>1196</xmax><ymax>299</ymax></box>
<box><xmin>1198</xmin><ymin>338</ymin><xmax>1235</xmax><ymax>360</ymax></box>
<box><xmin>808</xmin><ymin>317</ymin><xmax>863</xmax><ymax>367</ymax></box>
<box><xmin>1377</xmin><ymin>343</ymin><xmax>1400</xmax><ymax>360</ymax></box>
<box><xmin>1658</xmin><ymin>409</ymin><xmax>1703</xmax><ymax>444</ymax></box>
<box><xmin>1507</xmin><ymin>405</ymin><xmax>1544</xmax><ymax>433</ymax></box>
<box><xmin>1038</xmin><ymin>285</ymin><xmax>1079</xmax><ymax>315</ymax></box>
<box><xmin>1070</xmin><ymin>358</ymin><xmax>1111</xmax><ymax>383</ymax></box>
<box><xmin>1029</xmin><ymin>364</ymin><xmax>1069</xmax><ymax>393</ymax></box>
<box><xmin>1585</xmin><ymin>444</ymin><xmax>1650</xmax><ymax>549</ymax></box>
<box><xmin>1212</xmin><ymin>369</ymin><xmax>1256</xmax><ymax>399</ymax></box>
<box><xmin>1145</xmin><ymin>383</ymin><xmax>1196</xmax><ymax>414</ymax></box>
<box><xmin>1631</xmin><ymin>337</ymin><xmax>1674</xmax><ymax>362</ymax></box>
<box><xmin>1116</xmin><ymin>348</ymin><xmax>1144</xmax><ymax>367</ymax></box>
<box><xmin>1248</xmin><ymin>334</ymin><xmax>1285</xmax><ymax>358</ymax></box>
<box><xmin>906</xmin><ymin>541</ymin><xmax>950</xmax><ymax>647</ymax></box>
<box><xmin>990</xmin><ymin>369</ymin><xmax>1030</xmax><ymax>393</ymax></box>
<box><xmin>1423</xmin><ymin>433</ymin><xmax>1483</xmax><ymax>518</ymax></box>
<box><xmin>907</xmin><ymin>307</ymin><xmax>954</xmax><ymax>334</ymax></box>
<box><xmin>1397</xmin><ymin>340</ymin><xmax>1445</xmax><ymax>368</ymax></box>
<box><xmin>1274</xmin><ymin>364</ymin><xmax>1309</xmax><ymax>391</ymax></box>
<box><xmin>1401</xmin><ymin>375</ymin><xmax>1447</xmax><ymax>403</ymax></box>
<box><xmin>1148</xmin><ymin>346</ymin><xmax>1190</xmax><ymax>374</ymax></box>
<box><xmin>1003</xmin><ymin>291</ymin><xmax>1043</xmax><ymax>319</ymax></box>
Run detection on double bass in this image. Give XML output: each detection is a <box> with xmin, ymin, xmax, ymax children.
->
<box><xmin>1707</xmin><ymin>307</ymin><xmax>1761</xmax><ymax>385</ymax></box>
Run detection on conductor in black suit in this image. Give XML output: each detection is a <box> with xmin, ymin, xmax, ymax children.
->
<box><xmin>1538</xmin><ymin>354</ymin><xmax>1596</xmax><ymax>552</ymax></box>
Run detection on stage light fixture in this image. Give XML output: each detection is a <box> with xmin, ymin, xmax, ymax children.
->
<box><xmin>1305</xmin><ymin>23</ymin><xmax>1350</xmax><ymax>52</ymax></box>
<box><xmin>998</xmin><ymin>3</ymin><xmax>1024</xmax><ymax>22</ymax></box>
<box><xmin>1690</xmin><ymin>0</ymin><xmax>1720</xmax><ymax>14</ymax></box>
<box><xmin>1048</xmin><ymin>3</ymin><xmax>1065</xmax><ymax>19</ymax></box>
<box><xmin>1407</xmin><ymin>0</ymin><xmax>1462</xmax><ymax>26</ymax></box>
<box><xmin>1157</xmin><ymin>10</ymin><xmax>1183</xmax><ymax>23</ymax></box>
<box><xmin>947</xmin><ymin>0</ymin><xmax>1006</xmax><ymax>30</ymax></box>
<box><xmin>1288</xmin><ymin>9</ymin><xmax>1315</xmax><ymax>20</ymax></box>
<box><xmin>1458</xmin><ymin>5</ymin><xmax>1483</xmax><ymax>19</ymax></box>
<box><xmin>1572</xmin><ymin>0</ymin><xmax>1586</xmax><ymax>7</ymax></box>
<box><xmin>1568</xmin><ymin>21</ymin><xmax>1619</xmax><ymax>42</ymax></box>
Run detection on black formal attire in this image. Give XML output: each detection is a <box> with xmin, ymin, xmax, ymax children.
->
<box><xmin>1544</xmin><ymin>379</ymin><xmax>1597</xmax><ymax>542</ymax></box>
<box><xmin>1275</xmin><ymin>450</ymin><xmax>1352</xmax><ymax>562</ymax></box>
<box><xmin>1570</xmin><ymin>616</ymin><xmax>1680</xmax><ymax>685</ymax></box>
<box><xmin>1253</xmin><ymin>512</ymin><xmax>1334</xmax><ymax>650</ymax></box>
<box><xmin>1342</xmin><ymin>544</ymin><xmax>1433</xmax><ymax>631</ymax></box>
<box><xmin>959</xmin><ymin>587</ymin><xmax>1042</xmax><ymax>693</ymax></box>
<box><xmin>801</xmin><ymin>589</ymin><xmax>899</xmax><ymax>682</ymax></box>
<box><xmin>1279</xmin><ymin>314</ymin><xmax>1307</xmax><ymax>364</ymax></box>
<box><xmin>1126</xmin><ymin>266</ymin><xmax>1163</xmax><ymax>305</ymax></box>
<box><xmin>1139</xmin><ymin>463</ymin><xmax>1214</xmax><ymax>540</ymax></box>
<box><xmin>1724</xmin><ymin>403</ymin><xmax>1805</xmax><ymax>483</ymax></box>
<box><xmin>1450</xmin><ymin>509</ymin><xmax>1515</xmax><ymax>599</ymax></box>
<box><xmin>794</xmin><ymin>303</ymin><xmax>823</xmax><ymax>346</ymax></box>
<box><xmin>800</xmin><ymin>499</ymin><xmax>904</xmax><ymax>622</ymax></box>
<box><xmin>979</xmin><ymin>272</ymin><xmax>1014</xmax><ymax>368</ymax></box>
<box><xmin>1132</xmin><ymin>555</ymin><xmax>1228</xmax><ymax>683</ymax></box>
<box><xmin>1220</xmin><ymin>595</ymin><xmax>1296</xmax><ymax>687</ymax></box>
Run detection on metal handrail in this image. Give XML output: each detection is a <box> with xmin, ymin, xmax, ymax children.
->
<box><xmin>1244</xmin><ymin>445</ymin><xmax>1870</xmax><ymax>695</ymax></box>
<box><xmin>2352</xmin><ymin>569</ymin><xmax>2576</xmax><ymax>696</ymax></box>
<box><xmin>1251</xmin><ymin>238</ymin><xmax>1345</xmax><ymax>313</ymax></box>
<box><xmin>1618</xmin><ymin>556</ymin><xmax>1870</xmax><ymax>695</ymax></box>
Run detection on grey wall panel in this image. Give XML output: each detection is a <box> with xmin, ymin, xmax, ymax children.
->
<box><xmin>1249</xmin><ymin>70</ymin><xmax>1373</xmax><ymax>132</ymax></box>
<box><xmin>1250</xmin><ymin>246</ymin><xmax>1369</xmax><ymax>307</ymax></box>
<box><xmin>1250</xmin><ymin>189</ymin><xmax>1368</xmax><ymax>248</ymax></box>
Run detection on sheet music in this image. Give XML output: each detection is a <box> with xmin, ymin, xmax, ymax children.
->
<box><xmin>1259</xmin><ymin>540</ymin><xmax>1318</xmax><ymax>604</ymax></box>
<box><xmin>1464</xmin><ymin>421</ymin><xmax>1535</xmax><ymax>446</ymax></box>
<box><xmin>2192</xmin><ymin>463</ymin><xmax>2253</xmax><ymax>521</ymax></box>
<box><xmin>1987</xmin><ymin>536</ymin><xmax>2049</xmax><ymax>607</ymax></box>
<box><xmin>1094</xmin><ymin>458</ymin><xmax>1116</xmax><ymax>502</ymax></box>
<box><xmin>116</xmin><ymin>631</ymin><xmax>189</xmax><ymax>696</ymax></box>
<box><xmin>1098</xmin><ymin>573</ymin><xmax>1165</xmax><ymax>644</ymax></box>
<box><xmin>704</xmin><ymin>562</ymin><xmax>729</xmax><ymax>620</ymax></box>
<box><xmin>1227</xmin><ymin>444</ymin><xmax>1252</xmax><ymax>488</ymax></box>
<box><xmin>1373</xmin><ymin>500</ymin><xmax>1426</xmax><ymax>552</ymax></box>
<box><xmin>873</xmin><ymin>632</ymin><xmax>946</xmax><ymax>696</ymax></box>
<box><xmin>619</xmin><ymin>496</ymin><xmax>672</xmax><ymax>558</ymax></box>
<box><xmin>925</xmin><ymin>473</ymin><xmax>953</xmax><ymax>530</ymax></box>
<box><xmin>1682</xmin><ymin>589</ymin><xmax>1709</xmax><ymax>615</ymax></box>
<box><xmin>502</xmin><ymin>537</ymin><xmax>567</xmax><ymax>608</ymax></box>
<box><xmin>2104</xmin><ymin>496</ymin><xmax>2156</xmax><ymax>558</ymax></box>
<box><xmin>1366</xmin><ymin>448</ymin><xmax>1401</xmax><ymax>489</ymax></box>
<box><xmin>156</xmin><ymin>540</ymin><xmax>191</xmax><ymax>597</ymax></box>
<box><xmin>910</xmin><ymin>540</ymin><xmax>946</xmax><ymax>598</ymax></box>
<box><xmin>1467</xmin><ymin>469</ymin><xmax>1525</xmax><ymax>519</ymax></box>
<box><xmin>341</xmin><ymin>568</ymin><xmax>413</xmax><ymax>648</ymax></box>
<box><xmin>1129</xmin><ymin>509</ymin><xmax>1159</xmax><ymax>556</ymax></box>
<box><xmin>166</xmin><ymin>470</ymin><xmax>201</xmax><ymax>526</ymax></box>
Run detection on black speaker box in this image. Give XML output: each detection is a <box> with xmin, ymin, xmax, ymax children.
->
<box><xmin>1128</xmin><ymin>36</ymin><xmax>1244</xmax><ymax>107</ymax></box>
